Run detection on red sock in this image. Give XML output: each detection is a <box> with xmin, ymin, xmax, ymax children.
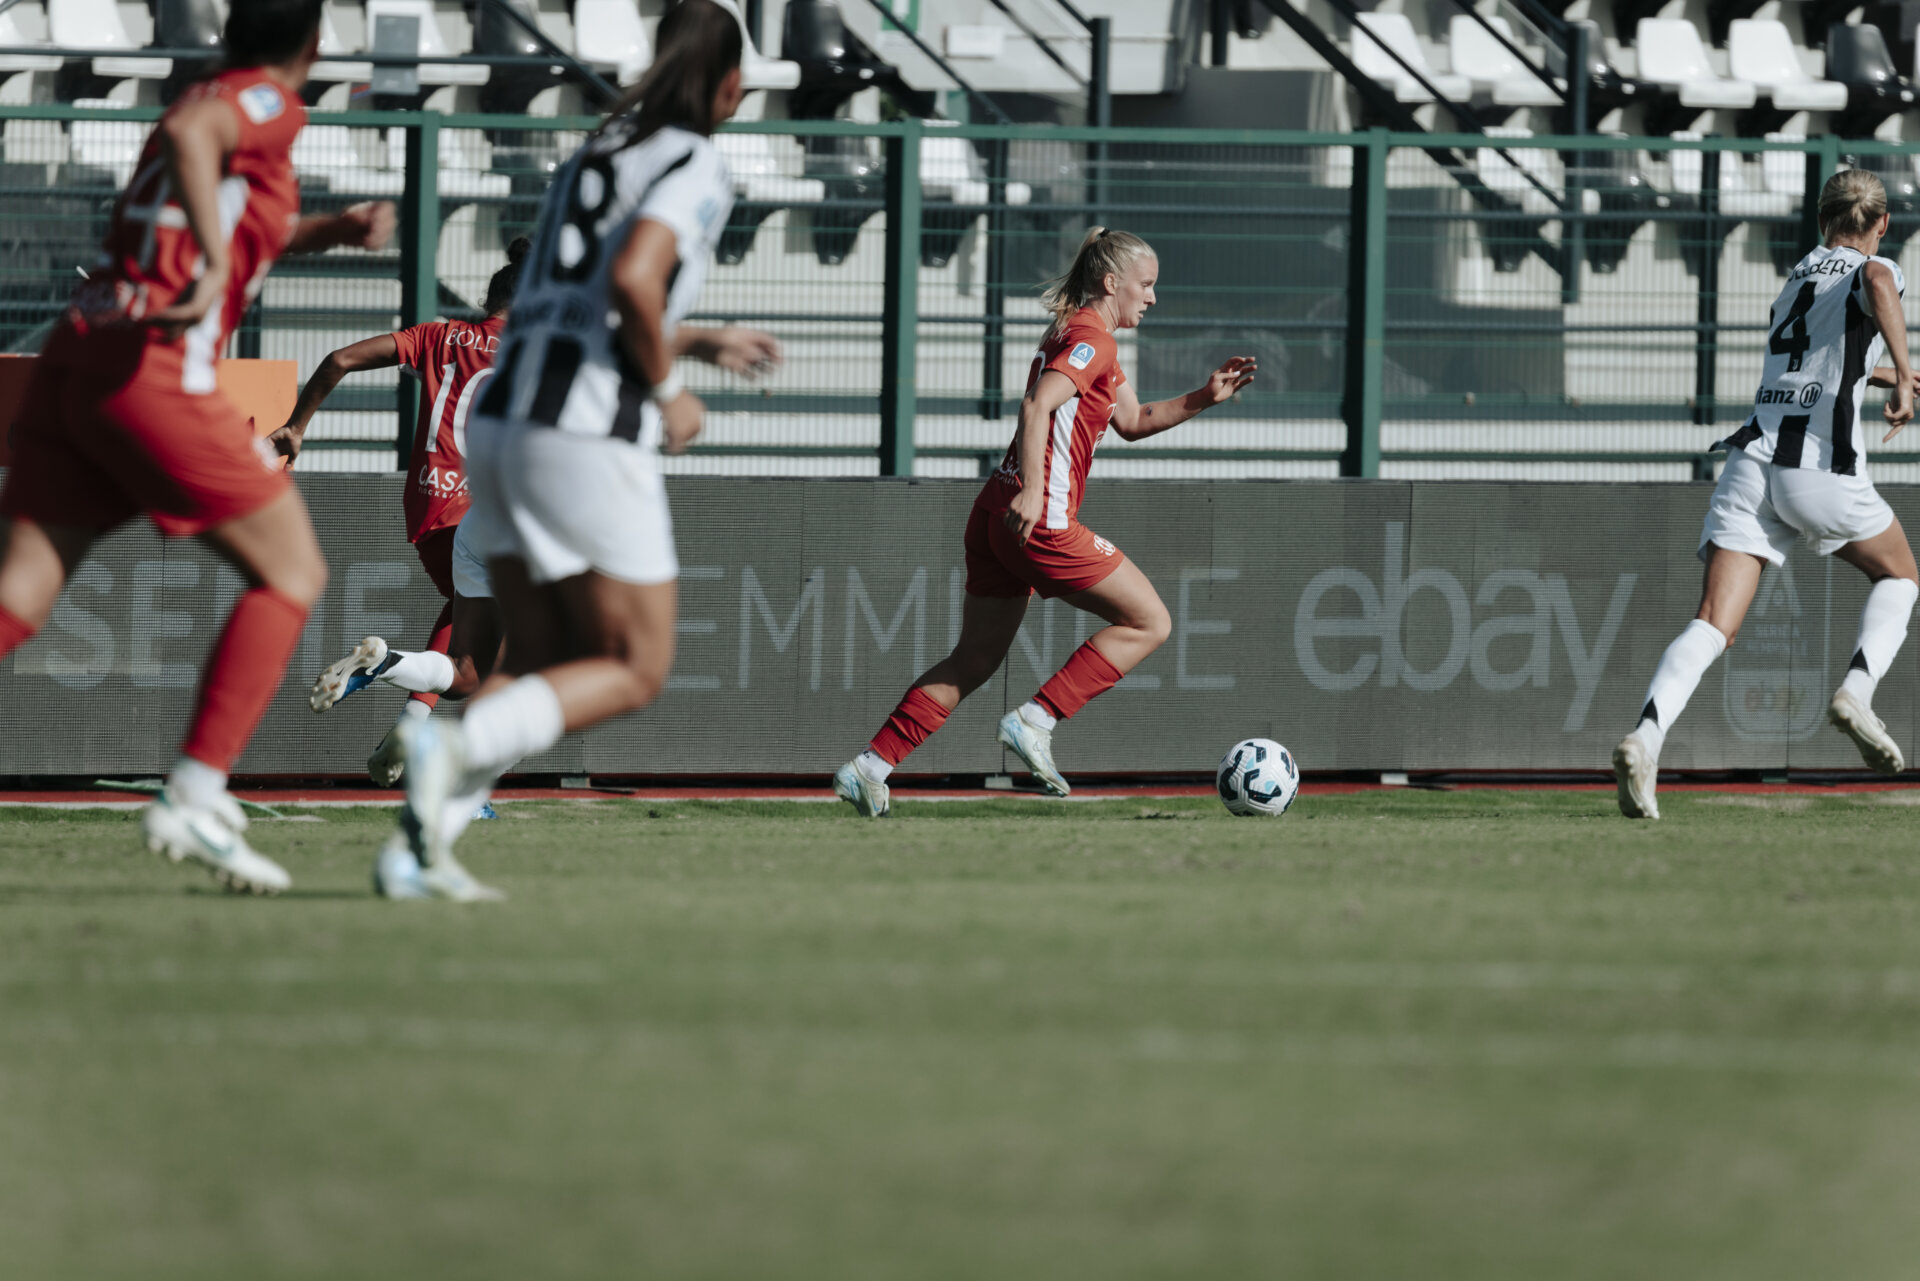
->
<box><xmin>868</xmin><ymin>686</ymin><xmax>953</xmax><ymax>766</ymax></box>
<box><xmin>1034</xmin><ymin>641</ymin><xmax>1124</xmax><ymax>721</ymax></box>
<box><xmin>0</xmin><ymin>605</ymin><xmax>37</xmax><ymax>660</ymax></box>
<box><xmin>180</xmin><ymin>586</ymin><xmax>310</xmax><ymax>773</ymax></box>
<box><xmin>409</xmin><ymin>602</ymin><xmax>455</xmax><ymax>712</ymax></box>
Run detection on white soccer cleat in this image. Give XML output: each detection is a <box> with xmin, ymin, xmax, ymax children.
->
<box><xmin>415</xmin><ymin>851</ymin><xmax>507</xmax><ymax>903</ymax></box>
<box><xmin>997</xmin><ymin>709</ymin><xmax>1071</xmax><ymax>797</ymax></box>
<box><xmin>833</xmin><ymin>758</ymin><xmax>890</xmax><ymax>818</ymax></box>
<box><xmin>1612</xmin><ymin>732</ymin><xmax>1660</xmax><ymax>820</ymax></box>
<box><xmin>311</xmin><ymin>635</ymin><xmax>390</xmax><ymax>713</ymax></box>
<box><xmin>141</xmin><ymin>790</ymin><xmax>291</xmax><ymax>895</ymax></box>
<box><xmin>367</xmin><ymin>723</ymin><xmax>406</xmax><ymax>787</ymax></box>
<box><xmin>1830</xmin><ymin>688</ymin><xmax>1904</xmax><ymax>775</ymax></box>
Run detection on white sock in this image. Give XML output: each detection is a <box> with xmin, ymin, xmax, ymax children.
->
<box><xmin>438</xmin><ymin>765</ymin><xmax>511</xmax><ymax>849</ymax></box>
<box><xmin>460</xmin><ymin>675</ymin><xmax>564</xmax><ymax>775</ymax></box>
<box><xmin>378</xmin><ymin>649</ymin><xmax>456</xmax><ymax>694</ymax></box>
<box><xmin>1841</xmin><ymin>577</ymin><xmax>1919</xmax><ymax>705</ymax></box>
<box><xmin>855</xmin><ymin>749</ymin><xmax>893</xmax><ymax>782</ymax></box>
<box><xmin>168</xmin><ymin>756</ymin><xmax>228</xmax><ymax>809</ymax></box>
<box><xmin>399</xmin><ymin>699</ymin><xmax>433</xmax><ymax>721</ymax></box>
<box><xmin>1633</xmin><ymin>618</ymin><xmax>1728</xmax><ymax>755</ymax></box>
<box><xmin>1018</xmin><ymin>700</ymin><xmax>1057</xmax><ymax>731</ymax></box>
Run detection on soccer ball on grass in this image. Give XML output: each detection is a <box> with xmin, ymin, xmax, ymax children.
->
<box><xmin>1216</xmin><ymin>738</ymin><xmax>1299</xmax><ymax>816</ymax></box>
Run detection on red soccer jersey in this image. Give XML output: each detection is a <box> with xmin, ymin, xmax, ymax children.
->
<box><xmin>391</xmin><ymin>316</ymin><xmax>503</xmax><ymax>542</ymax></box>
<box><xmin>74</xmin><ymin>68</ymin><xmax>305</xmax><ymax>391</ymax></box>
<box><xmin>989</xmin><ymin>308</ymin><xmax>1126</xmax><ymax>530</ymax></box>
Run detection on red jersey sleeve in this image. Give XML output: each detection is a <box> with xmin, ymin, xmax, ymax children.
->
<box><xmin>1043</xmin><ymin>325</ymin><xmax>1118</xmax><ymax>395</ymax></box>
<box><xmin>225</xmin><ymin>77</ymin><xmax>304</xmax><ymax>160</ymax></box>
<box><xmin>390</xmin><ymin>322</ymin><xmax>445</xmax><ymax>374</ymax></box>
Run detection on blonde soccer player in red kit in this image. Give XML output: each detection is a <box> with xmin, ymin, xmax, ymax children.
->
<box><xmin>834</xmin><ymin>227</ymin><xmax>1257</xmax><ymax>816</ymax></box>
<box><xmin>0</xmin><ymin>0</ymin><xmax>395</xmax><ymax>892</ymax></box>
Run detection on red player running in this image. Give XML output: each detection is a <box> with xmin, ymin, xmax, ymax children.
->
<box><xmin>834</xmin><ymin>227</ymin><xmax>1256</xmax><ymax>816</ymax></box>
<box><xmin>0</xmin><ymin>0</ymin><xmax>395</xmax><ymax>893</ymax></box>
<box><xmin>270</xmin><ymin>238</ymin><xmax>530</xmax><ymax>789</ymax></box>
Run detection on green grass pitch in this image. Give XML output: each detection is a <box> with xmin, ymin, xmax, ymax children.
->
<box><xmin>5</xmin><ymin>790</ymin><xmax>1920</xmax><ymax>1279</ymax></box>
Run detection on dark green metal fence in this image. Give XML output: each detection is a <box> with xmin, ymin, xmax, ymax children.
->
<box><xmin>3</xmin><ymin>104</ymin><xmax>1916</xmax><ymax>479</ymax></box>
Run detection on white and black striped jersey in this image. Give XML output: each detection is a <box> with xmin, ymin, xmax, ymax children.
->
<box><xmin>1719</xmin><ymin>245</ymin><xmax>1904</xmax><ymax>476</ymax></box>
<box><xmin>474</xmin><ymin>121</ymin><xmax>733</xmax><ymax>447</ymax></box>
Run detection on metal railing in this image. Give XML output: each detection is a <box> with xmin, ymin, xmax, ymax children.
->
<box><xmin>3</xmin><ymin>105</ymin><xmax>1917</xmax><ymax>479</ymax></box>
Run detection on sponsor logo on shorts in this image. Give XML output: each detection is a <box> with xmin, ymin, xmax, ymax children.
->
<box><xmin>236</xmin><ymin>84</ymin><xmax>285</xmax><ymax>125</ymax></box>
<box><xmin>1092</xmin><ymin>535</ymin><xmax>1116</xmax><ymax>557</ymax></box>
<box><xmin>1067</xmin><ymin>342</ymin><xmax>1096</xmax><ymax>371</ymax></box>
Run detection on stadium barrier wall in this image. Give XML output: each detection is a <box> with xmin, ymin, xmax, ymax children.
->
<box><xmin>0</xmin><ymin>474</ymin><xmax>1908</xmax><ymax>778</ymax></box>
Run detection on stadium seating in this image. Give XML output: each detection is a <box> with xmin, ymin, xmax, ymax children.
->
<box><xmin>154</xmin><ymin>0</ymin><xmax>222</xmax><ymax>53</ymax></box>
<box><xmin>1448</xmin><ymin>16</ymin><xmax>1562</xmax><ymax>108</ymax></box>
<box><xmin>1633</xmin><ymin>19</ymin><xmax>1756</xmax><ymax>112</ymax></box>
<box><xmin>51</xmin><ymin>0</ymin><xmax>170</xmax><ymax>81</ymax></box>
<box><xmin>0</xmin><ymin>6</ymin><xmax>62</xmax><ymax>82</ymax></box>
<box><xmin>1824</xmin><ymin>22</ymin><xmax>1916</xmax><ymax>131</ymax></box>
<box><xmin>1726</xmin><ymin>19</ymin><xmax>1846</xmax><ymax>112</ymax></box>
<box><xmin>364</xmin><ymin>0</ymin><xmax>489</xmax><ymax>86</ymax></box>
<box><xmin>68</xmin><ymin>97</ymin><xmax>144</xmax><ymax>184</ymax></box>
<box><xmin>1351</xmin><ymin>13</ymin><xmax>1471</xmax><ymax>104</ymax></box>
<box><xmin>574</xmin><ymin>0</ymin><xmax>652</xmax><ymax>85</ymax></box>
<box><xmin>313</xmin><ymin>4</ymin><xmax>376</xmax><ymax>84</ymax></box>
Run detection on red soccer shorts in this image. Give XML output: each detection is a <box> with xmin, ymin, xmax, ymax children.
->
<box><xmin>963</xmin><ymin>495</ymin><xmax>1124</xmax><ymax>599</ymax></box>
<box><xmin>0</xmin><ymin>334</ymin><xmax>289</xmax><ymax>538</ymax></box>
<box><xmin>414</xmin><ymin>524</ymin><xmax>458</xmax><ymax>599</ymax></box>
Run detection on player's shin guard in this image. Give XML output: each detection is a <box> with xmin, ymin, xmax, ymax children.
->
<box><xmin>405</xmin><ymin>605</ymin><xmax>456</xmax><ymax>711</ymax></box>
<box><xmin>869</xmin><ymin>686</ymin><xmax>952</xmax><ymax>766</ymax></box>
<box><xmin>1033</xmin><ymin>641</ymin><xmax>1124</xmax><ymax>722</ymax></box>
<box><xmin>181</xmin><ymin>587</ymin><xmax>309</xmax><ymax>773</ymax></box>
<box><xmin>1633</xmin><ymin>618</ymin><xmax>1728</xmax><ymax>755</ymax></box>
<box><xmin>0</xmin><ymin>605</ymin><xmax>37</xmax><ymax>659</ymax></box>
<box><xmin>1841</xmin><ymin>577</ymin><xmax>1919</xmax><ymax>705</ymax></box>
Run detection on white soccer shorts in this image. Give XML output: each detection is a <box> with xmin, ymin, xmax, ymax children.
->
<box><xmin>461</xmin><ymin>418</ymin><xmax>680</xmax><ymax>589</ymax></box>
<box><xmin>1699</xmin><ymin>446</ymin><xmax>1896</xmax><ymax>566</ymax></box>
<box><xmin>449</xmin><ymin>506</ymin><xmax>495</xmax><ymax>600</ymax></box>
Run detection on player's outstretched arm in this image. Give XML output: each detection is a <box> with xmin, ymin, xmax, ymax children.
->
<box><xmin>1864</xmin><ymin>263</ymin><xmax>1915</xmax><ymax>441</ymax></box>
<box><xmin>1109</xmin><ymin>357</ymin><xmax>1256</xmax><ymax>442</ymax></box>
<box><xmin>268</xmin><ymin>334</ymin><xmax>400</xmax><ymax>463</ymax></box>
<box><xmin>675</xmin><ymin>326</ymin><xmax>782</xmax><ymax>377</ymax></box>
<box><xmin>140</xmin><ymin>96</ymin><xmax>240</xmax><ymax>336</ymax></box>
<box><xmin>613</xmin><ymin>219</ymin><xmax>705</xmax><ymax>454</ymax></box>
<box><xmin>287</xmin><ymin>201</ymin><xmax>397</xmax><ymax>255</ymax></box>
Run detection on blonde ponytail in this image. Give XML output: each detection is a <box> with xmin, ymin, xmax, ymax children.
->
<box><xmin>1820</xmin><ymin>169</ymin><xmax>1888</xmax><ymax>241</ymax></box>
<box><xmin>1040</xmin><ymin>227</ymin><xmax>1154</xmax><ymax>334</ymax></box>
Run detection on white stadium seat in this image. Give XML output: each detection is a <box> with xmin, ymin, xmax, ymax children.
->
<box><xmin>1669</xmin><ymin>130</ymin><xmax>1789</xmax><ymax>217</ymax></box>
<box><xmin>312</xmin><ymin>3</ymin><xmax>375</xmax><ymax>84</ymax></box>
<box><xmin>1475</xmin><ymin>128</ymin><xmax>1599</xmax><ymax>215</ymax></box>
<box><xmin>0</xmin><ymin>6</ymin><xmax>63</xmax><ymax>76</ymax></box>
<box><xmin>921</xmin><ymin>125</ymin><xmax>1031</xmax><ymax>205</ymax></box>
<box><xmin>714</xmin><ymin>132</ymin><xmax>828</xmax><ymax>204</ymax></box>
<box><xmin>1635</xmin><ymin>19</ymin><xmax>1756</xmax><ymax>110</ymax></box>
<box><xmin>1352</xmin><ymin>13</ymin><xmax>1471</xmax><ymax>103</ymax></box>
<box><xmin>575</xmin><ymin>0</ymin><xmax>652</xmax><ymax>84</ymax></box>
<box><xmin>50</xmin><ymin>0</ymin><xmax>172</xmax><ymax>80</ymax></box>
<box><xmin>1728</xmin><ymin>19</ymin><xmax>1846</xmax><ymax>112</ymax></box>
<box><xmin>68</xmin><ymin>97</ymin><xmax>146</xmax><ymax>185</ymax></box>
<box><xmin>1449</xmin><ymin>16</ymin><xmax>1562</xmax><ymax>108</ymax></box>
<box><xmin>364</xmin><ymin>0</ymin><xmax>489</xmax><ymax>86</ymax></box>
<box><xmin>1761</xmin><ymin>133</ymin><xmax>1808</xmax><ymax>196</ymax></box>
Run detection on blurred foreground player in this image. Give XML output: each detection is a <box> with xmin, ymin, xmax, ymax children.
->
<box><xmin>0</xmin><ymin>0</ymin><xmax>395</xmax><ymax>892</ymax></box>
<box><xmin>383</xmin><ymin>0</ymin><xmax>779</xmax><ymax>900</ymax></box>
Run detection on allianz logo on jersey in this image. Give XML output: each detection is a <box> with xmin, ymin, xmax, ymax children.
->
<box><xmin>1721</xmin><ymin>556</ymin><xmax>1829</xmax><ymax>742</ymax></box>
<box><xmin>1756</xmin><ymin>383</ymin><xmax>1823</xmax><ymax>408</ymax></box>
<box><xmin>1292</xmin><ymin>523</ymin><xmax>1635</xmax><ymax>732</ymax></box>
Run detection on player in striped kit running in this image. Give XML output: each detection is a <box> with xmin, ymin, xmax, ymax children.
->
<box><xmin>834</xmin><ymin>227</ymin><xmax>1256</xmax><ymax>815</ymax></box>
<box><xmin>271</xmin><ymin>238</ymin><xmax>530</xmax><ymax>790</ymax></box>
<box><xmin>1615</xmin><ymin>169</ymin><xmax>1920</xmax><ymax>818</ymax></box>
